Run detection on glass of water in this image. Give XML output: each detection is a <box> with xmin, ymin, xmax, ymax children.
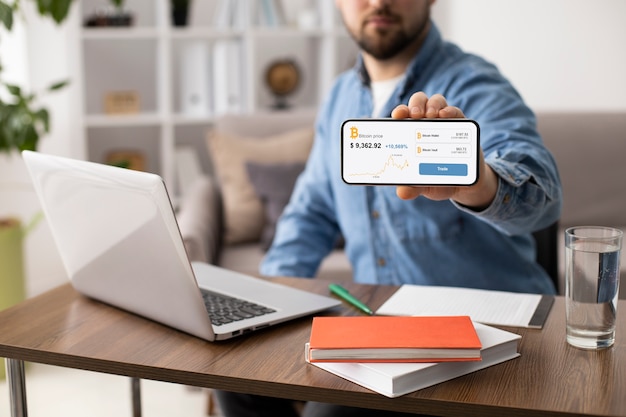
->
<box><xmin>565</xmin><ymin>226</ymin><xmax>623</xmax><ymax>349</ymax></box>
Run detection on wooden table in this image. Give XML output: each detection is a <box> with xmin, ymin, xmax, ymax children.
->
<box><xmin>1</xmin><ymin>277</ymin><xmax>625</xmax><ymax>417</ymax></box>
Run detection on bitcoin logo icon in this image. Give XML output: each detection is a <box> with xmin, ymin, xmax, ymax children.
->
<box><xmin>350</xmin><ymin>126</ymin><xmax>359</xmax><ymax>139</ymax></box>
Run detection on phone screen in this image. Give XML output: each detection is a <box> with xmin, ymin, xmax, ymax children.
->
<box><xmin>341</xmin><ymin>119</ymin><xmax>479</xmax><ymax>186</ymax></box>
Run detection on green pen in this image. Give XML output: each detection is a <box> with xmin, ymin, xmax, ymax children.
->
<box><xmin>328</xmin><ymin>283</ymin><xmax>374</xmax><ymax>315</ymax></box>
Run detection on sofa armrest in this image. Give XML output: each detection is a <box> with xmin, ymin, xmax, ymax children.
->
<box><xmin>176</xmin><ymin>175</ymin><xmax>223</xmax><ymax>264</ymax></box>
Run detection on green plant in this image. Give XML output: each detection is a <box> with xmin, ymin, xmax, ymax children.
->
<box><xmin>110</xmin><ymin>0</ymin><xmax>123</xmax><ymax>11</ymax></box>
<box><xmin>0</xmin><ymin>0</ymin><xmax>74</xmax><ymax>154</ymax></box>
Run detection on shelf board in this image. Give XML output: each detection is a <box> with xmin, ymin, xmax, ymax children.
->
<box><xmin>171</xmin><ymin>114</ymin><xmax>215</xmax><ymax>125</ymax></box>
<box><xmin>85</xmin><ymin>113</ymin><xmax>163</xmax><ymax>127</ymax></box>
<box><xmin>250</xmin><ymin>27</ymin><xmax>327</xmax><ymax>38</ymax></box>
<box><xmin>82</xmin><ymin>27</ymin><xmax>160</xmax><ymax>40</ymax></box>
<box><xmin>170</xmin><ymin>27</ymin><xmax>243</xmax><ymax>40</ymax></box>
<box><xmin>85</xmin><ymin>113</ymin><xmax>216</xmax><ymax>127</ymax></box>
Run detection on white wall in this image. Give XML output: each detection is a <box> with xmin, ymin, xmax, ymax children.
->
<box><xmin>431</xmin><ymin>0</ymin><xmax>626</xmax><ymax>112</ymax></box>
<box><xmin>2</xmin><ymin>0</ymin><xmax>625</xmax><ymax>297</ymax></box>
<box><xmin>0</xmin><ymin>3</ymin><xmax>81</xmax><ymax>297</ymax></box>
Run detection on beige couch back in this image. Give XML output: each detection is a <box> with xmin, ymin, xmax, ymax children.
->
<box><xmin>214</xmin><ymin>109</ymin><xmax>317</xmax><ymax>138</ymax></box>
<box><xmin>537</xmin><ymin>112</ymin><xmax>626</xmax><ymax>228</ymax></box>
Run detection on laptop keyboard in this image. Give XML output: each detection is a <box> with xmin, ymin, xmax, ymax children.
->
<box><xmin>201</xmin><ymin>290</ymin><xmax>276</xmax><ymax>326</ymax></box>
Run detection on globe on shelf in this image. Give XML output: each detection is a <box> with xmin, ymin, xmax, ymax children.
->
<box><xmin>265</xmin><ymin>59</ymin><xmax>300</xmax><ymax>110</ymax></box>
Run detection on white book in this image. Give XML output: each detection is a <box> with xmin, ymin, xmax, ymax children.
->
<box><xmin>260</xmin><ymin>0</ymin><xmax>275</xmax><ymax>26</ymax></box>
<box><xmin>307</xmin><ymin>322</ymin><xmax>521</xmax><ymax>398</ymax></box>
<box><xmin>212</xmin><ymin>0</ymin><xmax>234</xmax><ymax>30</ymax></box>
<box><xmin>212</xmin><ymin>40</ymin><xmax>243</xmax><ymax>115</ymax></box>
<box><xmin>179</xmin><ymin>41</ymin><xmax>211</xmax><ymax>117</ymax></box>
<box><xmin>231</xmin><ymin>0</ymin><xmax>249</xmax><ymax>29</ymax></box>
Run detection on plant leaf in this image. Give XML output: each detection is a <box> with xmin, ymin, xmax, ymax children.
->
<box><xmin>35</xmin><ymin>0</ymin><xmax>51</xmax><ymax>15</ymax></box>
<box><xmin>0</xmin><ymin>119</ymin><xmax>8</xmax><ymax>152</ymax></box>
<box><xmin>0</xmin><ymin>1</ymin><xmax>13</xmax><ymax>30</ymax></box>
<box><xmin>48</xmin><ymin>80</ymin><xmax>69</xmax><ymax>91</ymax></box>
<box><xmin>5</xmin><ymin>84</ymin><xmax>22</xmax><ymax>96</ymax></box>
<box><xmin>36</xmin><ymin>0</ymin><xmax>73</xmax><ymax>24</ymax></box>
<box><xmin>34</xmin><ymin>108</ymin><xmax>50</xmax><ymax>133</ymax></box>
<box><xmin>20</xmin><ymin>124</ymin><xmax>39</xmax><ymax>151</ymax></box>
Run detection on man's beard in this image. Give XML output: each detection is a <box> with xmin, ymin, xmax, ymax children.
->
<box><xmin>351</xmin><ymin>6</ymin><xmax>430</xmax><ymax>61</ymax></box>
<box><xmin>356</xmin><ymin>30</ymin><xmax>412</xmax><ymax>60</ymax></box>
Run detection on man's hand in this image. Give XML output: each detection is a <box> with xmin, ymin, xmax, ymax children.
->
<box><xmin>391</xmin><ymin>92</ymin><xmax>498</xmax><ymax>211</ymax></box>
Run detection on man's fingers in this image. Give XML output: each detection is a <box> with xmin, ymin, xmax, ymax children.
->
<box><xmin>397</xmin><ymin>185</ymin><xmax>458</xmax><ymax>201</ymax></box>
<box><xmin>396</xmin><ymin>186</ymin><xmax>422</xmax><ymax>200</ymax></box>
<box><xmin>439</xmin><ymin>105</ymin><xmax>465</xmax><ymax>118</ymax></box>
<box><xmin>425</xmin><ymin>94</ymin><xmax>447</xmax><ymax>118</ymax></box>
<box><xmin>392</xmin><ymin>93</ymin><xmax>465</xmax><ymax>121</ymax></box>
<box><xmin>391</xmin><ymin>104</ymin><xmax>410</xmax><ymax>119</ymax></box>
<box><xmin>407</xmin><ymin>92</ymin><xmax>429</xmax><ymax>118</ymax></box>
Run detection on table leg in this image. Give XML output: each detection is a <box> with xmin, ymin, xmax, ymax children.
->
<box><xmin>4</xmin><ymin>359</ymin><xmax>141</xmax><ymax>417</ymax></box>
<box><xmin>131</xmin><ymin>377</ymin><xmax>141</xmax><ymax>417</ymax></box>
<box><xmin>5</xmin><ymin>358</ymin><xmax>27</xmax><ymax>417</ymax></box>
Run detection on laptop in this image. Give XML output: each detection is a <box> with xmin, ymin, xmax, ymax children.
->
<box><xmin>22</xmin><ymin>150</ymin><xmax>340</xmax><ymax>341</ymax></box>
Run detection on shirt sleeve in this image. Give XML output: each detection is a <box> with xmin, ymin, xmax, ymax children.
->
<box><xmin>444</xmin><ymin>58</ymin><xmax>562</xmax><ymax>235</ymax></box>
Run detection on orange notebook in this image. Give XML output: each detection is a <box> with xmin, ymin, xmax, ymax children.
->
<box><xmin>306</xmin><ymin>316</ymin><xmax>482</xmax><ymax>363</ymax></box>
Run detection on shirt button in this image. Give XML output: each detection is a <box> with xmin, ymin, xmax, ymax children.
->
<box><xmin>372</xmin><ymin>210</ymin><xmax>380</xmax><ymax>219</ymax></box>
<box><xmin>377</xmin><ymin>258</ymin><xmax>386</xmax><ymax>267</ymax></box>
<box><xmin>503</xmin><ymin>194</ymin><xmax>511</xmax><ymax>204</ymax></box>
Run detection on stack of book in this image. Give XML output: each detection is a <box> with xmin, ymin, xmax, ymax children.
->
<box><xmin>305</xmin><ymin>316</ymin><xmax>521</xmax><ymax>398</ymax></box>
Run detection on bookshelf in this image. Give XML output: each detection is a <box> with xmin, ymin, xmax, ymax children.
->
<box><xmin>75</xmin><ymin>0</ymin><xmax>358</xmax><ymax>196</ymax></box>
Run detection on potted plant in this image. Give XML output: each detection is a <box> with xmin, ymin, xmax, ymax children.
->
<box><xmin>171</xmin><ymin>0</ymin><xmax>191</xmax><ymax>26</ymax></box>
<box><xmin>0</xmin><ymin>0</ymin><xmax>74</xmax><ymax>378</ymax></box>
<box><xmin>0</xmin><ymin>1</ymin><xmax>72</xmax><ymax>153</ymax></box>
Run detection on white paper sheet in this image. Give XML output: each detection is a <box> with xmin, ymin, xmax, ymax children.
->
<box><xmin>376</xmin><ymin>285</ymin><xmax>546</xmax><ymax>328</ymax></box>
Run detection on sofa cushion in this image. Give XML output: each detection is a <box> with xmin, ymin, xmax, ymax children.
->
<box><xmin>245</xmin><ymin>161</ymin><xmax>306</xmax><ymax>250</ymax></box>
<box><xmin>207</xmin><ymin>126</ymin><xmax>314</xmax><ymax>244</ymax></box>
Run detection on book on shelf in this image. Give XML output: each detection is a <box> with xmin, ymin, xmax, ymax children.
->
<box><xmin>212</xmin><ymin>0</ymin><xmax>233</xmax><ymax>30</ymax></box>
<box><xmin>213</xmin><ymin>0</ymin><xmax>248</xmax><ymax>30</ymax></box>
<box><xmin>306</xmin><ymin>316</ymin><xmax>482</xmax><ymax>363</ymax></box>
<box><xmin>307</xmin><ymin>322</ymin><xmax>521</xmax><ymax>398</ymax></box>
<box><xmin>212</xmin><ymin>40</ymin><xmax>243</xmax><ymax>115</ymax></box>
<box><xmin>179</xmin><ymin>41</ymin><xmax>211</xmax><ymax>117</ymax></box>
<box><xmin>256</xmin><ymin>0</ymin><xmax>286</xmax><ymax>27</ymax></box>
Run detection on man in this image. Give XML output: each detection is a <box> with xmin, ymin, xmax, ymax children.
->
<box><xmin>216</xmin><ymin>0</ymin><xmax>561</xmax><ymax>416</ymax></box>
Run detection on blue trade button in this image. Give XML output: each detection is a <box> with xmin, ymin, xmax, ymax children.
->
<box><xmin>419</xmin><ymin>163</ymin><xmax>468</xmax><ymax>176</ymax></box>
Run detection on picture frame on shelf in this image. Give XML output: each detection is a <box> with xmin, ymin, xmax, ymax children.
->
<box><xmin>106</xmin><ymin>150</ymin><xmax>146</xmax><ymax>171</ymax></box>
<box><xmin>104</xmin><ymin>91</ymin><xmax>141</xmax><ymax>115</ymax></box>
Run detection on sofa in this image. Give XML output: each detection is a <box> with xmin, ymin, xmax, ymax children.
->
<box><xmin>177</xmin><ymin>109</ymin><xmax>352</xmax><ymax>283</ymax></box>
<box><xmin>177</xmin><ymin>110</ymin><xmax>626</xmax><ymax>298</ymax></box>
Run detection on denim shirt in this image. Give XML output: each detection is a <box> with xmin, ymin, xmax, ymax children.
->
<box><xmin>261</xmin><ymin>23</ymin><xmax>562</xmax><ymax>294</ymax></box>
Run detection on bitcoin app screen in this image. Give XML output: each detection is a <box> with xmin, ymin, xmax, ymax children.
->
<box><xmin>341</xmin><ymin>119</ymin><xmax>479</xmax><ymax>185</ymax></box>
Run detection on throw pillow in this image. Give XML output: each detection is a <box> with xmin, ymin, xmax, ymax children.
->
<box><xmin>206</xmin><ymin>126</ymin><xmax>314</xmax><ymax>244</ymax></box>
<box><xmin>245</xmin><ymin>161</ymin><xmax>306</xmax><ymax>251</ymax></box>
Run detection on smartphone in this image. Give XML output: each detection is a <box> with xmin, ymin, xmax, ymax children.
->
<box><xmin>341</xmin><ymin>118</ymin><xmax>480</xmax><ymax>186</ymax></box>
